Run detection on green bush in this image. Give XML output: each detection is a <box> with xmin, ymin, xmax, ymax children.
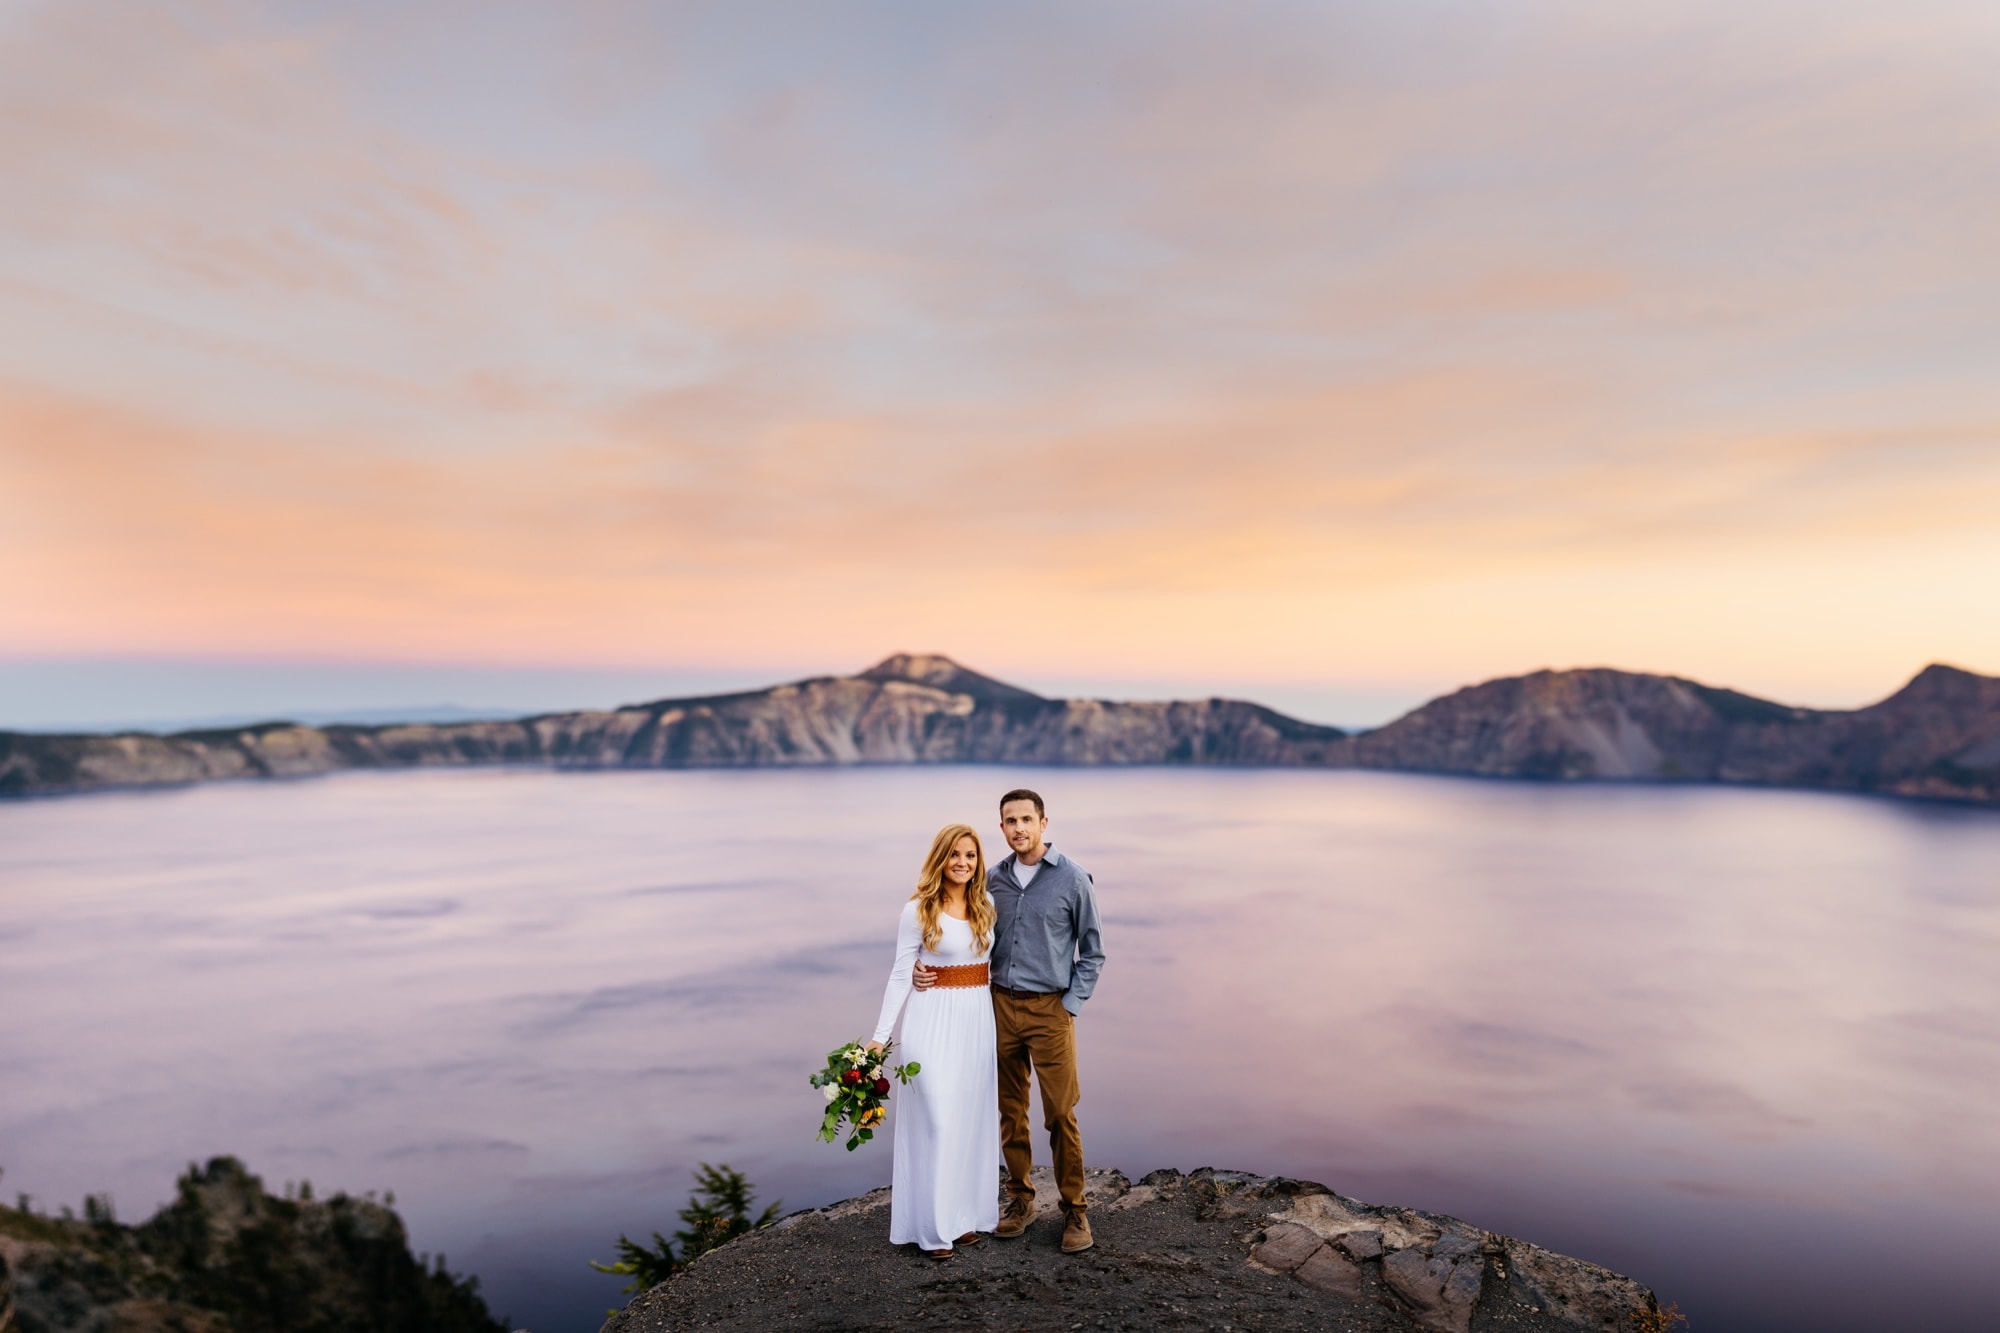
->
<box><xmin>591</xmin><ymin>1163</ymin><xmax>781</xmax><ymax>1295</ymax></box>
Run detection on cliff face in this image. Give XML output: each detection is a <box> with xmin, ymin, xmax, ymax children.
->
<box><xmin>0</xmin><ymin>654</ymin><xmax>1347</xmax><ymax>797</ymax></box>
<box><xmin>603</xmin><ymin>1165</ymin><xmax>1662</xmax><ymax>1333</ymax></box>
<box><xmin>4</xmin><ymin>652</ymin><xmax>1997</xmax><ymax>807</ymax></box>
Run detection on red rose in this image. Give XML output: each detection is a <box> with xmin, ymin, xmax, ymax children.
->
<box><xmin>873</xmin><ymin>1077</ymin><xmax>891</xmax><ymax>1094</ymax></box>
<box><xmin>841</xmin><ymin>1069</ymin><xmax>862</xmax><ymax>1085</ymax></box>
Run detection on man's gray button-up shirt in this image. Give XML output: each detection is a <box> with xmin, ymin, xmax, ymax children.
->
<box><xmin>988</xmin><ymin>844</ymin><xmax>1105</xmax><ymax>1016</ymax></box>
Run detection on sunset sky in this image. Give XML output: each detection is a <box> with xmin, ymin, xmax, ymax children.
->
<box><xmin>4</xmin><ymin>0</ymin><xmax>1998</xmax><ymax>728</ymax></box>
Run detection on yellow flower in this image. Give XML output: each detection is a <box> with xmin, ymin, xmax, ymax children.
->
<box><xmin>858</xmin><ymin>1106</ymin><xmax>886</xmax><ymax>1128</ymax></box>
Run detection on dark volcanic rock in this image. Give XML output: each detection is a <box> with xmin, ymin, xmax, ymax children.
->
<box><xmin>601</xmin><ymin>1167</ymin><xmax>1659</xmax><ymax>1333</ymax></box>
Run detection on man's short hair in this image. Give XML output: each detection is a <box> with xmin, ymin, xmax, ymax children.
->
<box><xmin>999</xmin><ymin>788</ymin><xmax>1045</xmax><ymax>818</ymax></box>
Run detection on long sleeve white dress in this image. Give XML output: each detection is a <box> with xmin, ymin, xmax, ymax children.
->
<box><xmin>871</xmin><ymin>900</ymin><xmax>1000</xmax><ymax>1250</ymax></box>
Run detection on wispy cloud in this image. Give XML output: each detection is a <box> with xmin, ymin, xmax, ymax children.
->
<box><xmin>2</xmin><ymin>0</ymin><xmax>1997</xmax><ymax>705</ymax></box>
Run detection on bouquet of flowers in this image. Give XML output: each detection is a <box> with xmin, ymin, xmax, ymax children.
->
<box><xmin>810</xmin><ymin>1041</ymin><xmax>919</xmax><ymax>1151</ymax></box>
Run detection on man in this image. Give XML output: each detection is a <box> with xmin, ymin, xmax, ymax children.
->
<box><xmin>914</xmin><ymin>787</ymin><xmax>1105</xmax><ymax>1254</ymax></box>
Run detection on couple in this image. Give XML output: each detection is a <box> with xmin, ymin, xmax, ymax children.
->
<box><xmin>867</xmin><ymin>788</ymin><xmax>1106</xmax><ymax>1261</ymax></box>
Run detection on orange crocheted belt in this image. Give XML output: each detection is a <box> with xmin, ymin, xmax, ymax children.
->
<box><xmin>928</xmin><ymin>962</ymin><xmax>990</xmax><ymax>989</ymax></box>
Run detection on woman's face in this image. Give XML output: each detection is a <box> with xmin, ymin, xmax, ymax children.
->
<box><xmin>943</xmin><ymin>835</ymin><xmax>979</xmax><ymax>888</ymax></box>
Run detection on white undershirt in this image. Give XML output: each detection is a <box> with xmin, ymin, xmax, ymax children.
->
<box><xmin>1013</xmin><ymin>856</ymin><xmax>1042</xmax><ymax>888</ymax></box>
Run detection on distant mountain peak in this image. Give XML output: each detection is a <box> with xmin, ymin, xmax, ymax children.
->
<box><xmin>1878</xmin><ymin>661</ymin><xmax>2000</xmax><ymax>709</ymax></box>
<box><xmin>858</xmin><ymin>653</ymin><xmax>1046</xmax><ymax>703</ymax></box>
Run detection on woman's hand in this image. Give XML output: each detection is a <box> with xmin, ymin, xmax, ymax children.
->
<box><xmin>866</xmin><ymin>1041</ymin><xmax>885</xmax><ymax>1054</ymax></box>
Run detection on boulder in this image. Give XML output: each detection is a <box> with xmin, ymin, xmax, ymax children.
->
<box><xmin>1294</xmin><ymin>1244</ymin><xmax>1365</xmax><ymax>1297</ymax></box>
<box><xmin>1248</xmin><ymin>1221</ymin><xmax>1324</xmax><ymax>1273</ymax></box>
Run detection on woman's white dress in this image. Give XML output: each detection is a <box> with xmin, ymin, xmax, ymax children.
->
<box><xmin>871</xmin><ymin>901</ymin><xmax>1000</xmax><ymax>1249</ymax></box>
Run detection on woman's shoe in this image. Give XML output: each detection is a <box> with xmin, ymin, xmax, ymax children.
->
<box><xmin>954</xmin><ymin>1232</ymin><xmax>983</xmax><ymax>1246</ymax></box>
<box><xmin>925</xmin><ymin>1248</ymin><xmax>953</xmax><ymax>1261</ymax></box>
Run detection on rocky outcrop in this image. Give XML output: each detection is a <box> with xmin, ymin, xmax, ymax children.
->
<box><xmin>1</xmin><ymin>1246</ymin><xmax>18</xmax><ymax>1333</ymax></box>
<box><xmin>1348</xmin><ymin>662</ymin><xmax>2000</xmax><ymax>802</ymax></box>
<box><xmin>0</xmin><ymin>1159</ymin><xmax>505</xmax><ymax>1333</ymax></box>
<box><xmin>4</xmin><ymin>652</ymin><xmax>1997</xmax><ymax>807</ymax></box>
<box><xmin>602</xmin><ymin>1166</ymin><xmax>1661</xmax><ymax>1332</ymax></box>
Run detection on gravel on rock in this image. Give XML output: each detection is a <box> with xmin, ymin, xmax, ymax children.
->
<box><xmin>599</xmin><ymin>1168</ymin><xmax>1655</xmax><ymax>1333</ymax></box>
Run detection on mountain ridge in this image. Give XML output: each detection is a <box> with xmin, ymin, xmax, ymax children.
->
<box><xmin>2</xmin><ymin>654</ymin><xmax>1996</xmax><ymax>806</ymax></box>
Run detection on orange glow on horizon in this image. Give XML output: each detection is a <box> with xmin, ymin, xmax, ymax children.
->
<box><xmin>2</xmin><ymin>2</ymin><xmax>1997</xmax><ymax>710</ymax></box>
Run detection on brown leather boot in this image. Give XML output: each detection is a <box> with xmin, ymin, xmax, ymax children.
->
<box><xmin>1061</xmin><ymin>1212</ymin><xmax>1093</xmax><ymax>1254</ymax></box>
<box><xmin>993</xmin><ymin>1196</ymin><xmax>1034</xmax><ymax>1238</ymax></box>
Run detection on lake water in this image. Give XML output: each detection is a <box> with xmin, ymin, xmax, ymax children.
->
<box><xmin>4</xmin><ymin>767</ymin><xmax>1998</xmax><ymax>1332</ymax></box>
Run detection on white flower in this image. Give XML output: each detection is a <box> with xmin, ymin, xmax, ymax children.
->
<box><xmin>822</xmin><ymin>1084</ymin><xmax>839</xmax><ymax>1102</ymax></box>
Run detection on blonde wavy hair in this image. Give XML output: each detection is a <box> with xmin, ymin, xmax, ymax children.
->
<box><xmin>912</xmin><ymin>823</ymin><xmax>995</xmax><ymax>956</ymax></box>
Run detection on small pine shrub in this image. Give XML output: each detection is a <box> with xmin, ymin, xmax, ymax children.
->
<box><xmin>591</xmin><ymin>1163</ymin><xmax>781</xmax><ymax>1295</ymax></box>
<box><xmin>1633</xmin><ymin>1302</ymin><xmax>1688</xmax><ymax>1332</ymax></box>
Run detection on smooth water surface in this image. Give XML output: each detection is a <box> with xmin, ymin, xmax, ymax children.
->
<box><xmin>4</xmin><ymin>768</ymin><xmax>1998</xmax><ymax>1331</ymax></box>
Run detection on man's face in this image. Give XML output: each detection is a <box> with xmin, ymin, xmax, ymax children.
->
<box><xmin>999</xmin><ymin>800</ymin><xmax>1048</xmax><ymax>856</ymax></box>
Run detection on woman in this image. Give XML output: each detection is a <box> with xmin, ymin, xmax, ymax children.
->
<box><xmin>868</xmin><ymin>823</ymin><xmax>1000</xmax><ymax>1259</ymax></box>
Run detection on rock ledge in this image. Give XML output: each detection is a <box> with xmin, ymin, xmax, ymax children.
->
<box><xmin>602</xmin><ymin>1167</ymin><xmax>1659</xmax><ymax>1332</ymax></box>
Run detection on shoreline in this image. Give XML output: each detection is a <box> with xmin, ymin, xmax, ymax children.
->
<box><xmin>5</xmin><ymin>654</ymin><xmax>1994</xmax><ymax>806</ymax></box>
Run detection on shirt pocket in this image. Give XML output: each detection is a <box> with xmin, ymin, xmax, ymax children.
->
<box><xmin>1024</xmin><ymin>884</ymin><xmax>1070</xmax><ymax>937</ymax></box>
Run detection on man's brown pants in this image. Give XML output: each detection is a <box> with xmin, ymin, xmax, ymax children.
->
<box><xmin>994</xmin><ymin>989</ymin><xmax>1086</xmax><ymax>1217</ymax></box>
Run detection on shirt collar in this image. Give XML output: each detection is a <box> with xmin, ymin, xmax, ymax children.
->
<box><xmin>1004</xmin><ymin>843</ymin><xmax>1063</xmax><ymax>873</ymax></box>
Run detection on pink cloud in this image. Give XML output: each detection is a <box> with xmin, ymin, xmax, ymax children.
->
<box><xmin>2</xmin><ymin>0</ymin><xmax>1998</xmax><ymax>705</ymax></box>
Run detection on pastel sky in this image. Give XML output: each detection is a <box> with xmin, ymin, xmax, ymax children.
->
<box><xmin>4</xmin><ymin>0</ymin><xmax>1998</xmax><ymax>726</ymax></box>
